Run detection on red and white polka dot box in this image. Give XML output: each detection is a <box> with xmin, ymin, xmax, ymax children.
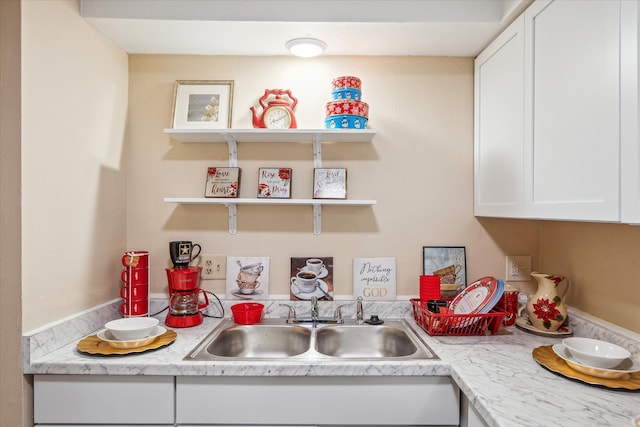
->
<box><xmin>326</xmin><ymin>99</ymin><xmax>369</xmax><ymax>118</ymax></box>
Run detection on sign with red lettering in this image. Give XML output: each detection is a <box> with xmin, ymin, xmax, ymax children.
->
<box><xmin>204</xmin><ymin>167</ymin><xmax>241</xmax><ymax>198</ymax></box>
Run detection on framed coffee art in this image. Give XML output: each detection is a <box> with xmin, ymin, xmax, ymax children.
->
<box><xmin>257</xmin><ymin>168</ymin><xmax>292</xmax><ymax>198</ymax></box>
<box><xmin>226</xmin><ymin>256</ymin><xmax>269</xmax><ymax>300</ymax></box>
<box><xmin>422</xmin><ymin>246</ymin><xmax>467</xmax><ymax>287</ymax></box>
<box><xmin>313</xmin><ymin>168</ymin><xmax>347</xmax><ymax>199</ymax></box>
<box><xmin>171</xmin><ymin>80</ymin><xmax>234</xmax><ymax>129</ymax></box>
<box><xmin>205</xmin><ymin>167</ymin><xmax>240</xmax><ymax>198</ymax></box>
<box><xmin>290</xmin><ymin>257</ymin><xmax>334</xmax><ymax>301</ymax></box>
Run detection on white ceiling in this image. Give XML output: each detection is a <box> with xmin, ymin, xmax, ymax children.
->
<box><xmin>80</xmin><ymin>0</ymin><xmax>532</xmax><ymax>57</ymax></box>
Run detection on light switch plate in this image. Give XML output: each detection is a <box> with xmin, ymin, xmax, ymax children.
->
<box><xmin>505</xmin><ymin>255</ymin><xmax>532</xmax><ymax>281</ymax></box>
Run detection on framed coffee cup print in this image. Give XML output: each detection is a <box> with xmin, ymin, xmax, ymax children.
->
<box><xmin>205</xmin><ymin>167</ymin><xmax>240</xmax><ymax>198</ymax></box>
<box><xmin>257</xmin><ymin>168</ymin><xmax>292</xmax><ymax>198</ymax></box>
<box><xmin>171</xmin><ymin>80</ymin><xmax>234</xmax><ymax>129</ymax></box>
<box><xmin>423</xmin><ymin>246</ymin><xmax>467</xmax><ymax>288</ymax></box>
<box><xmin>313</xmin><ymin>168</ymin><xmax>347</xmax><ymax>199</ymax></box>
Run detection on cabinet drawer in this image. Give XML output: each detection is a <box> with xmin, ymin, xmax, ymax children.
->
<box><xmin>34</xmin><ymin>375</ymin><xmax>174</xmax><ymax>425</ymax></box>
<box><xmin>176</xmin><ymin>376</ymin><xmax>459</xmax><ymax>426</ymax></box>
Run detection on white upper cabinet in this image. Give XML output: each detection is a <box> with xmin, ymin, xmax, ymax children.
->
<box><xmin>474</xmin><ymin>15</ymin><xmax>525</xmax><ymax>217</ymax></box>
<box><xmin>620</xmin><ymin>0</ymin><xmax>640</xmax><ymax>224</ymax></box>
<box><xmin>524</xmin><ymin>0</ymin><xmax>620</xmax><ymax>221</ymax></box>
<box><xmin>475</xmin><ymin>0</ymin><xmax>640</xmax><ymax>223</ymax></box>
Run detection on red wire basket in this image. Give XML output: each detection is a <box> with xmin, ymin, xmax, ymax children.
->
<box><xmin>410</xmin><ymin>299</ymin><xmax>508</xmax><ymax>336</ymax></box>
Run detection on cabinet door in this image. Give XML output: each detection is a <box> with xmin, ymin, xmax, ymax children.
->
<box><xmin>524</xmin><ymin>0</ymin><xmax>621</xmax><ymax>221</ymax></box>
<box><xmin>34</xmin><ymin>375</ymin><xmax>174</xmax><ymax>425</ymax></box>
<box><xmin>176</xmin><ymin>376</ymin><xmax>459</xmax><ymax>426</ymax></box>
<box><xmin>620</xmin><ymin>0</ymin><xmax>640</xmax><ymax>224</ymax></box>
<box><xmin>474</xmin><ymin>15</ymin><xmax>525</xmax><ymax>217</ymax></box>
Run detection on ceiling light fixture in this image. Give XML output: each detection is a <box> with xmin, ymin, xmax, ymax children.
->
<box><xmin>285</xmin><ymin>38</ymin><xmax>327</xmax><ymax>58</ymax></box>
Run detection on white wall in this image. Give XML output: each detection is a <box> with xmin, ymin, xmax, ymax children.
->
<box><xmin>21</xmin><ymin>0</ymin><xmax>129</xmax><ymax>331</ymax></box>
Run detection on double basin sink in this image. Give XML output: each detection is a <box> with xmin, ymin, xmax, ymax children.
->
<box><xmin>185</xmin><ymin>318</ymin><xmax>437</xmax><ymax>361</ymax></box>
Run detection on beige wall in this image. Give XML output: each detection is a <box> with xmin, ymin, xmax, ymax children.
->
<box><xmin>539</xmin><ymin>221</ymin><xmax>640</xmax><ymax>332</ymax></box>
<box><xmin>127</xmin><ymin>55</ymin><xmax>540</xmax><ymax>302</ymax></box>
<box><xmin>1</xmin><ymin>1</ymin><xmax>26</xmax><ymax>425</ymax></box>
<box><xmin>21</xmin><ymin>0</ymin><xmax>129</xmax><ymax>332</ymax></box>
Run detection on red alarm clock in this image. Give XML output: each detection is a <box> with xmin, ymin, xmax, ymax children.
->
<box><xmin>250</xmin><ymin>89</ymin><xmax>298</xmax><ymax>129</ymax></box>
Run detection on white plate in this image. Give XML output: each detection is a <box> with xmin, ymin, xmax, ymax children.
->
<box><xmin>552</xmin><ymin>343</ymin><xmax>639</xmax><ymax>379</ymax></box>
<box><xmin>291</xmin><ymin>279</ymin><xmax>332</xmax><ymax>300</ymax></box>
<box><xmin>231</xmin><ymin>289</ymin><xmax>264</xmax><ymax>299</ymax></box>
<box><xmin>449</xmin><ymin>277</ymin><xmax>502</xmax><ymax>315</ymax></box>
<box><xmin>515</xmin><ymin>316</ymin><xmax>573</xmax><ymax>337</ymax></box>
<box><xmin>97</xmin><ymin>325</ymin><xmax>166</xmax><ymax>349</ymax></box>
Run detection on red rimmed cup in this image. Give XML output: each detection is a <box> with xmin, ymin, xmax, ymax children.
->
<box><xmin>120</xmin><ymin>299</ymin><xmax>149</xmax><ymax>317</ymax></box>
<box><xmin>122</xmin><ymin>251</ymin><xmax>149</xmax><ymax>268</ymax></box>
<box><xmin>121</xmin><ymin>267</ymin><xmax>148</xmax><ymax>285</ymax></box>
<box><xmin>120</xmin><ymin>284</ymin><xmax>149</xmax><ymax>300</ymax></box>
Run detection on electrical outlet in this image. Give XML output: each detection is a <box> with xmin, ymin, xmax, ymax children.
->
<box><xmin>505</xmin><ymin>255</ymin><xmax>532</xmax><ymax>281</ymax></box>
<box><xmin>201</xmin><ymin>254</ymin><xmax>226</xmax><ymax>280</ymax></box>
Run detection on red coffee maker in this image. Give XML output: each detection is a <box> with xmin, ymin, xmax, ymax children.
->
<box><xmin>165</xmin><ymin>267</ymin><xmax>209</xmax><ymax>328</ymax></box>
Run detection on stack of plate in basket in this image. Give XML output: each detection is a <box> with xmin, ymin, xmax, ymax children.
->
<box><xmin>448</xmin><ymin>277</ymin><xmax>505</xmax><ymax>315</ymax></box>
<box><xmin>325</xmin><ymin>76</ymin><xmax>369</xmax><ymax>129</ymax></box>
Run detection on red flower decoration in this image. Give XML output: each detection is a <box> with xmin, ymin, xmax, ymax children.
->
<box><xmin>278</xmin><ymin>169</ymin><xmax>290</xmax><ymax>180</ymax></box>
<box><xmin>532</xmin><ymin>298</ymin><xmax>563</xmax><ymax>330</ymax></box>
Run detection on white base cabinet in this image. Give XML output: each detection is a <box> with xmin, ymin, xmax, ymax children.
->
<box><xmin>33</xmin><ymin>375</ymin><xmax>174</xmax><ymax>425</ymax></box>
<box><xmin>176</xmin><ymin>376</ymin><xmax>460</xmax><ymax>426</ymax></box>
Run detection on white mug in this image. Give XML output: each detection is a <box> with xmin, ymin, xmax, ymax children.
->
<box><xmin>305</xmin><ymin>258</ymin><xmax>324</xmax><ymax>274</ymax></box>
<box><xmin>292</xmin><ymin>270</ymin><xmax>317</xmax><ymax>293</ymax></box>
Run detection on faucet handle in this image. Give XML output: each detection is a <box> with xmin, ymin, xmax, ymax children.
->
<box><xmin>279</xmin><ymin>304</ymin><xmax>296</xmax><ymax>321</ymax></box>
<box><xmin>333</xmin><ymin>303</ymin><xmax>351</xmax><ymax>322</ymax></box>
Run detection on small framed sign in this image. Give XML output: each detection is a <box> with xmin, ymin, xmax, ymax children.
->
<box><xmin>353</xmin><ymin>257</ymin><xmax>397</xmax><ymax>300</ymax></box>
<box><xmin>313</xmin><ymin>168</ymin><xmax>347</xmax><ymax>199</ymax></box>
<box><xmin>171</xmin><ymin>80</ymin><xmax>234</xmax><ymax>129</ymax></box>
<box><xmin>204</xmin><ymin>167</ymin><xmax>240</xmax><ymax>198</ymax></box>
<box><xmin>257</xmin><ymin>168</ymin><xmax>292</xmax><ymax>198</ymax></box>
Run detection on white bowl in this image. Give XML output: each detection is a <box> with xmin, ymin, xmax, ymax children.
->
<box><xmin>105</xmin><ymin>317</ymin><xmax>159</xmax><ymax>341</ymax></box>
<box><xmin>562</xmin><ymin>337</ymin><xmax>631</xmax><ymax>369</ymax></box>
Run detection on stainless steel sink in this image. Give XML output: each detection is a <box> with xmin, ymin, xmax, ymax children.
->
<box><xmin>205</xmin><ymin>324</ymin><xmax>311</xmax><ymax>358</ymax></box>
<box><xmin>315</xmin><ymin>324</ymin><xmax>418</xmax><ymax>358</ymax></box>
<box><xmin>185</xmin><ymin>318</ymin><xmax>437</xmax><ymax>361</ymax></box>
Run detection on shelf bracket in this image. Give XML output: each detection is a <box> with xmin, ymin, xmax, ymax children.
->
<box><xmin>313</xmin><ymin>135</ymin><xmax>322</xmax><ymax>168</ymax></box>
<box><xmin>313</xmin><ymin>204</ymin><xmax>322</xmax><ymax>235</ymax></box>
<box><xmin>223</xmin><ymin>133</ymin><xmax>238</xmax><ymax>167</ymax></box>
<box><xmin>224</xmin><ymin>203</ymin><xmax>238</xmax><ymax>234</ymax></box>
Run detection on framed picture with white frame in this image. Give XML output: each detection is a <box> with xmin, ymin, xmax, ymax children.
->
<box><xmin>171</xmin><ymin>80</ymin><xmax>234</xmax><ymax>129</ymax></box>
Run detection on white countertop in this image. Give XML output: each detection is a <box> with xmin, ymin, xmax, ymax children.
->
<box><xmin>23</xmin><ymin>299</ymin><xmax>640</xmax><ymax>427</ymax></box>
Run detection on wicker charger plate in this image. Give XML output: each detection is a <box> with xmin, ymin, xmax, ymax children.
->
<box><xmin>77</xmin><ymin>329</ymin><xmax>177</xmax><ymax>356</ymax></box>
<box><xmin>532</xmin><ymin>345</ymin><xmax>640</xmax><ymax>391</ymax></box>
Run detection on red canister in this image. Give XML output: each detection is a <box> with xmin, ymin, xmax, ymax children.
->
<box><xmin>420</xmin><ymin>275</ymin><xmax>441</xmax><ymax>304</ymax></box>
<box><xmin>498</xmin><ymin>285</ymin><xmax>519</xmax><ymax>326</ymax></box>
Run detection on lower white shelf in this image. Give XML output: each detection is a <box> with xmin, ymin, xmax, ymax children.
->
<box><xmin>164</xmin><ymin>197</ymin><xmax>377</xmax><ymax>234</ymax></box>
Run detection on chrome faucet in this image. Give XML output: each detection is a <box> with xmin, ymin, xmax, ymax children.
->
<box><xmin>310</xmin><ymin>296</ymin><xmax>319</xmax><ymax>323</ymax></box>
<box><xmin>279</xmin><ymin>303</ymin><xmax>297</xmax><ymax>323</ymax></box>
<box><xmin>356</xmin><ymin>296</ymin><xmax>364</xmax><ymax>323</ymax></box>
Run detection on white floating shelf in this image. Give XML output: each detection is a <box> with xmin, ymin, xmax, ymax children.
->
<box><xmin>164</xmin><ymin>198</ymin><xmax>377</xmax><ymax>234</ymax></box>
<box><xmin>164</xmin><ymin>197</ymin><xmax>376</xmax><ymax>206</ymax></box>
<box><xmin>163</xmin><ymin>128</ymin><xmax>377</xmax><ymax>234</ymax></box>
<box><xmin>163</xmin><ymin>128</ymin><xmax>376</xmax><ymax>144</ymax></box>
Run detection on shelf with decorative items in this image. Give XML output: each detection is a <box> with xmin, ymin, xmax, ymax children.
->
<box><xmin>163</xmin><ymin>128</ymin><xmax>377</xmax><ymax>234</ymax></box>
